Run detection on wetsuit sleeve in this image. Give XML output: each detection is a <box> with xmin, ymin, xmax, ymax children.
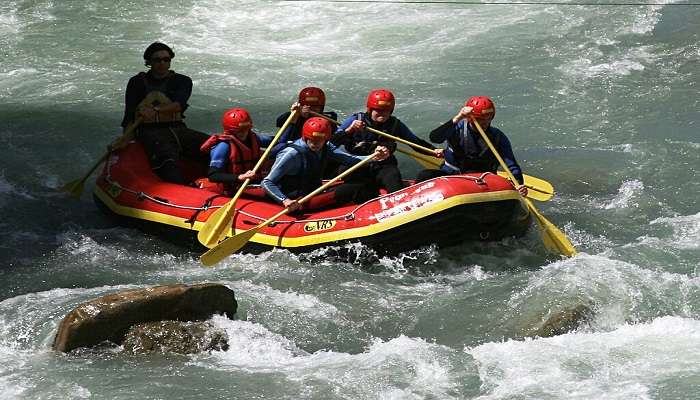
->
<box><xmin>330</xmin><ymin>114</ymin><xmax>358</xmax><ymax>146</ymax></box>
<box><xmin>208</xmin><ymin>167</ymin><xmax>238</xmax><ymax>184</ymax></box>
<box><xmin>496</xmin><ymin>133</ymin><xmax>524</xmax><ymax>185</ymax></box>
<box><xmin>170</xmin><ymin>74</ymin><xmax>193</xmax><ymax>112</ymax></box>
<box><xmin>429</xmin><ymin>119</ymin><xmax>456</xmax><ymax>143</ymax></box>
<box><xmin>395</xmin><ymin>120</ymin><xmax>435</xmax><ymax>155</ymax></box>
<box><xmin>255</xmin><ymin>132</ymin><xmax>274</xmax><ymax>148</ymax></box>
<box><xmin>122</xmin><ymin>76</ymin><xmax>142</xmax><ymax>128</ymax></box>
<box><xmin>208</xmin><ymin>142</ymin><xmax>230</xmax><ymax>169</ymax></box>
<box><xmin>327</xmin><ymin>142</ymin><xmax>368</xmax><ymax>166</ymax></box>
<box><xmin>276</xmin><ymin>123</ymin><xmax>296</xmax><ymax>146</ymax></box>
<box><xmin>276</xmin><ymin>111</ymin><xmax>292</xmax><ymax>128</ymax></box>
<box><xmin>261</xmin><ymin>148</ymin><xmax>301</xmax><ymax>203</ymax></box>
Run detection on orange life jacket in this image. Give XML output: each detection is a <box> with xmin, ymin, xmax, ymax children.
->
<box><xmin>195</xmin><ymin>133</ymin><xmax>266</xmax><ymax>195</ymax></box>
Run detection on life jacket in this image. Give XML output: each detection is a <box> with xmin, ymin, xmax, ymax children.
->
<box><xmin>345</xmin><ymin>112</ymin><xmax>400</xmax><ymax>156</ymax></box>
<box><xmin>279</xmin><ymin>142</ymin><xmax>329</xmax><ymax>199</ymax></box>
<box><xmin>195</xmin><ymin>133</ymin><xmax>266</xmax><ymax>195</ymax></box>
<box><xmin>136</xmin><ymin>72</ymin><xmax>183</xmax><ymax>124</ymax></box>
<box><xmin>447</xmin><ymin>122</ymin><xmax>502</xmax><ymax>173</ymax></box>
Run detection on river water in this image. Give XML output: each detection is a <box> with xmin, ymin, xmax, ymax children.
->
<box><xmin>1</xmin><ymin>1</ymin><xmax>699</xmax><ymax>399</ymax></box>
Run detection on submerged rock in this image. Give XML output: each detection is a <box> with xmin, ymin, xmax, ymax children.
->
<box><xmin>122</xmin><ymin>320</ymin><xmax>229</xmax><ymax>354</ymax></box>
<box><xmin>527</xmin><ymin>303</ymin><xmax>594</xmax><ymax>338</ymax></box>
<box><xmin>53</xmin><ymin>283</ymin><xmax>237</xmax><ymax>352</ymax></box>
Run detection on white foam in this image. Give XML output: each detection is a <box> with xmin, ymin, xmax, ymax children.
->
<box><xmin>232</xmin><ymin>280</ymin><xmax>340</xmax><ymax>319</ymax></box>
<box><xmin>602</xmin><ymin>179</ymin><xmax>645</xmax><ymax>210</ymax></box>
<box><xmin>204</xmin><ymin>321</ymin><xmax>457</xmax><ymax>398</ymax></box>
<box><xmin>467</xmin><ymin>316</ymin><xmax>700</xmax><ymax>400</ymax></box>
<box><xmin>649</xmin><ymin>212</ymin><xmax>700</xmax><ymax>250</ymax></box>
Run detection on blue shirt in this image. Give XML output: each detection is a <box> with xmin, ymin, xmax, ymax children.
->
<box><xmin>261</xmin><ymin>138</ymin><xmax>368</xmax><ymax>202</ymax></box>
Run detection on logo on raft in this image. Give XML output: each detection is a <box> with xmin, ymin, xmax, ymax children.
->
<box><xmin>303</xmin><ymin>220</ymin><xmax>337</xmax><ymax>233</ymax></box>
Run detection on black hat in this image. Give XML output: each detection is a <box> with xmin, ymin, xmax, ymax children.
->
<box><xmin>143</xmin><ymin>42</ymin><xmax>175</xmax><ymax>61</ymax></box>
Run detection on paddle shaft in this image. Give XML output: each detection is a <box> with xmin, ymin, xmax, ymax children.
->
<box><xmin>200</xmin><ymin>151</ymin><xmax>380</xmax><ymax>266</ymax></box>
<box><xmin>309</xmin><ymin>111</ymin><xmax>436</xmax><ymax>155</ymax></box>
<box><xmin>61</xmin><ymin>118</ymin><xmax>142</xmax><ymax>197</ymax></box>
<box><xmin>395</xmin><ymin>146</ymin><xmax>554</xmax><ymax>201</ymax></box>
<box><xmin>471</xmin><ymin>118</ymin><xmax>576</xmax><ymax>256</ymax></box>
<box><xmin>198</xmin><ymin>110</ymin><xmax>299</xmax><ymax>247</ymax></box>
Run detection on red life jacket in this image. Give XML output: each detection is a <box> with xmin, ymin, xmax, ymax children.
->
<box><xmin>195</xmin><ymin>133</ymin><xmax>266</xmax><ymax>195</ymax></box>
<box><xmin>200</xmin><ymin>133</ymin><xmax>263</xmax><ymax>175</ymax></box>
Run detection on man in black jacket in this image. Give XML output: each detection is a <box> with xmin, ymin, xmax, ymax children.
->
<box><xmin>121</xmin><ymin>42</ymin><xmax>208</xmax><ymax>184</ymax></box>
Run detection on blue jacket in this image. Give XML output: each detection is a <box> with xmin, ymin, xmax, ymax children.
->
<box><xmin>261</xmin><ymin>138</ymin><xmax>367</xmax><ymax>203</ymax></box>
<box><xmin>430</xmin><ymin>119</ymin><xmax>523</xmax><ymax>184</ymax></box>
<box><xmin>332</xmin><ymin>113</ymin><xmax>435</xmax><ymax>162</ymax></box>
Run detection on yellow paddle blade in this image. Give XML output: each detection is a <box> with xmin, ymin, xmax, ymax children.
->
<box><xmin>496</xmin><ymin>172</ymin><xmax>554</xmax><ymax>202</ymax></box>
<box><xmin>200</xmin><ymin>227</ymin><xmax>259</xmax><ymax>266</ymax></box>
<box><xmin>198</xmin><ymin>110</ymin><xmax>299</xmax><ymax>248</ymax></box>
<box><xmin>197</xmin><ymin>205</ymin><xmax>234</xmax><ymax>248</ymax></box>
<box><xmin>397</xmin><ymin>146</ymin><xmax>554</xmax><ymax>202</ymax></box>
<box><xmin>525</xmin><ymin>199</ymin><xmax>576</xmax><ymax>256</ymax></box>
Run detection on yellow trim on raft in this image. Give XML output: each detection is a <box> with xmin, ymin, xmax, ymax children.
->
<box><xmin>94</xmin><ymin>185</ymin><xmax>525</xmax><ymax>248</ymax></box>
<box><xmin>94</xmin><ymin>186</ymin><xmax>206</xmax><ymax>231</ymax></box>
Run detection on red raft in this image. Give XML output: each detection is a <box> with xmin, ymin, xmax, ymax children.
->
<box><xmin>93</xmin><ymin>142</ymin><xmax>531</xmax><ymax>254</ymax></box>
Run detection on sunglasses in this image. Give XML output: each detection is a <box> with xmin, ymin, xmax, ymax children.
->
<box><xmin>150</xmin><ymin>57</ymin><xmax>171</xmax><ymax>63</ymax></box>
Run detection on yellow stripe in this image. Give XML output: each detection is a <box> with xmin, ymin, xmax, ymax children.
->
<box><xmin>94</xmin><ymin>186</ymin><xmax>205</xmax><ymax>231</ymax></box>
<box><xmin>95</xmin><ymin>185</ymin><xmax>523</xmax><ymax>248</ymax></box>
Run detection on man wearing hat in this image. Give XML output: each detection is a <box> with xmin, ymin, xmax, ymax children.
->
<box><xmin>121</xmin><ymin>42</ymin><xmax>208</xmax><ymax>184</ymax></box>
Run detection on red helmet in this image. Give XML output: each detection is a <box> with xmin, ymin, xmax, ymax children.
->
<box><xmin>366</xmin><ymin>89</ymin><xmax>395</xmax><ymax>112</ymax></box>
<box><xmin>222</xmin><ymin>108</ymin><xmax>252</xmax><ymax>133</ymax></box>
<box><xmin>465</xmin><ymin>96</ymin><xmax>496</xmax><ymax>119</ymax></box>
<box><xmin>302</xmin><ymin>117</ymin><xmax>332</xmax><ymax>141</ymax></box>
<box><xmin>298</xmin><ymin>87</ymin><xmax>326</xmax><ymax>107</ymax></box>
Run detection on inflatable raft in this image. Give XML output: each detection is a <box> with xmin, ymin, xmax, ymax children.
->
<box><xmin>93</xmin><ymin>142</ymin><xmax>531</xmax><ymax>254</ymax></box>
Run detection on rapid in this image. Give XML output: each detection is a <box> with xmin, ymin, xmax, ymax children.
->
<box><xmin>0</xmin><ymin>1</ymin><xmax>698</xmax><ymax>399</ymax></box>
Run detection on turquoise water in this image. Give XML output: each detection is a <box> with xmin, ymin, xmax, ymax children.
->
<box><xmin>1</xmin><ymin>1</ymin><xmax>699</xmax><ymax>399</ymax></box>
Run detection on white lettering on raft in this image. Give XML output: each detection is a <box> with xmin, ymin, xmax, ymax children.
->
<box><xmin>373</xmin><ymin>192</ymin><xmax>444</xmax><ymax>222</ymax></box>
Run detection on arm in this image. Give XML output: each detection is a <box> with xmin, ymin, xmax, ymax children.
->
<box><xmin>429</xmin><ymin>119</ymin><xmax>456</xmax><ymax>143</ymax></box>
<box><xmin>261</xmin><ymin>148</ymin><xmax>301</xmax><ymax>203</ymax></box>
<box><xmin>167</xmin><ymin>74</ymin><xmax>192</xmax><ymax>114</ymax></box>
<box><xmin>276</xmin><ymin>111</ymin><xmax>291</xmax><ymax>128</ymax></box>
<box><xmin>255</xmin><ymin>132</ymin><xmax>274</xmax><ymax>148</ymax></box>
<box><xmin>122</xmin><ymin>76</ymin><xmax>142</xmax><ymax>128</ymax></box>
<box><xmin>495</xmin><ymin>132</ymin><xmax>524</xmax><ymax>185</ymax></box>
<box><xmin>327</xmin><ymin>142</ymin><xmax>369</xmax><ymax>166</ymax></box>
<box><xmin>330</xmin><ymin>114</ymin><xmax>359</xmax><ymax>146</ymax></box>
<box><xmin>207</xmin><ymin>142</ymin><xmax>242</xmax><ymax>183</ymax></box>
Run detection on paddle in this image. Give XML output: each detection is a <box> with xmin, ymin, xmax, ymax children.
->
<box><xmin>308</xmin><ymin>111</ymin><xmax>438</xmax><ymax>155</ymax></box>
<box><xmin>59</xmin><ymin>117</ymin><xmax>143</xmax><ymax>198</ymax></box>
<box><xmin>395</xmin><ymin>146</ymin><xmax>554</xmax><ymax>202</ymax></box>
<box><xmin>197</xmin><ymin>110</ymin><xmax>299</xmax><ymax>248</ymax></box>
<box><xmin>470</xmin><ymin>118</ymin><xmax>576</xmax><ymax>256</ymax></box>
<box><xmin>200</xmin><ymin>150</ymin><xmax>381</xmax><ymax>266</ymax></box>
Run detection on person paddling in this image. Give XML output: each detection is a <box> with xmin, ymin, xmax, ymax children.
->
<box><xmin>416</xmin><ymin>96</ymin><xmax>527</xmax><ymax>196</ymax></box>
<box><xmin>332</xmin><ymin>89</ymin><xmax>443</xmax><ymax>194</ymax></box>
<box><xmin>122</xmin><ymin>42</ymin><xmax>208</xmax><ymax>184</ymax></box>
<box><xmin>262</xmin><ymin>116</ymin><xmax>390</xmax><ymax>212</ymax></box>
<box><xmin>275</xmin><ymin>87</ymin><xmax>338</xmax><ymax>141</ymax></box>
<box><xmin>196</xmin><ymin>108</ymin><xmax>274</xmax><ymax>195</ymax></box>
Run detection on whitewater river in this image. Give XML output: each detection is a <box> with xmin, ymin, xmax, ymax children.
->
<box><xmin>1</xmin><ymin>1</ymin><xmax>698</xmax><ymax>399</ymax></box>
